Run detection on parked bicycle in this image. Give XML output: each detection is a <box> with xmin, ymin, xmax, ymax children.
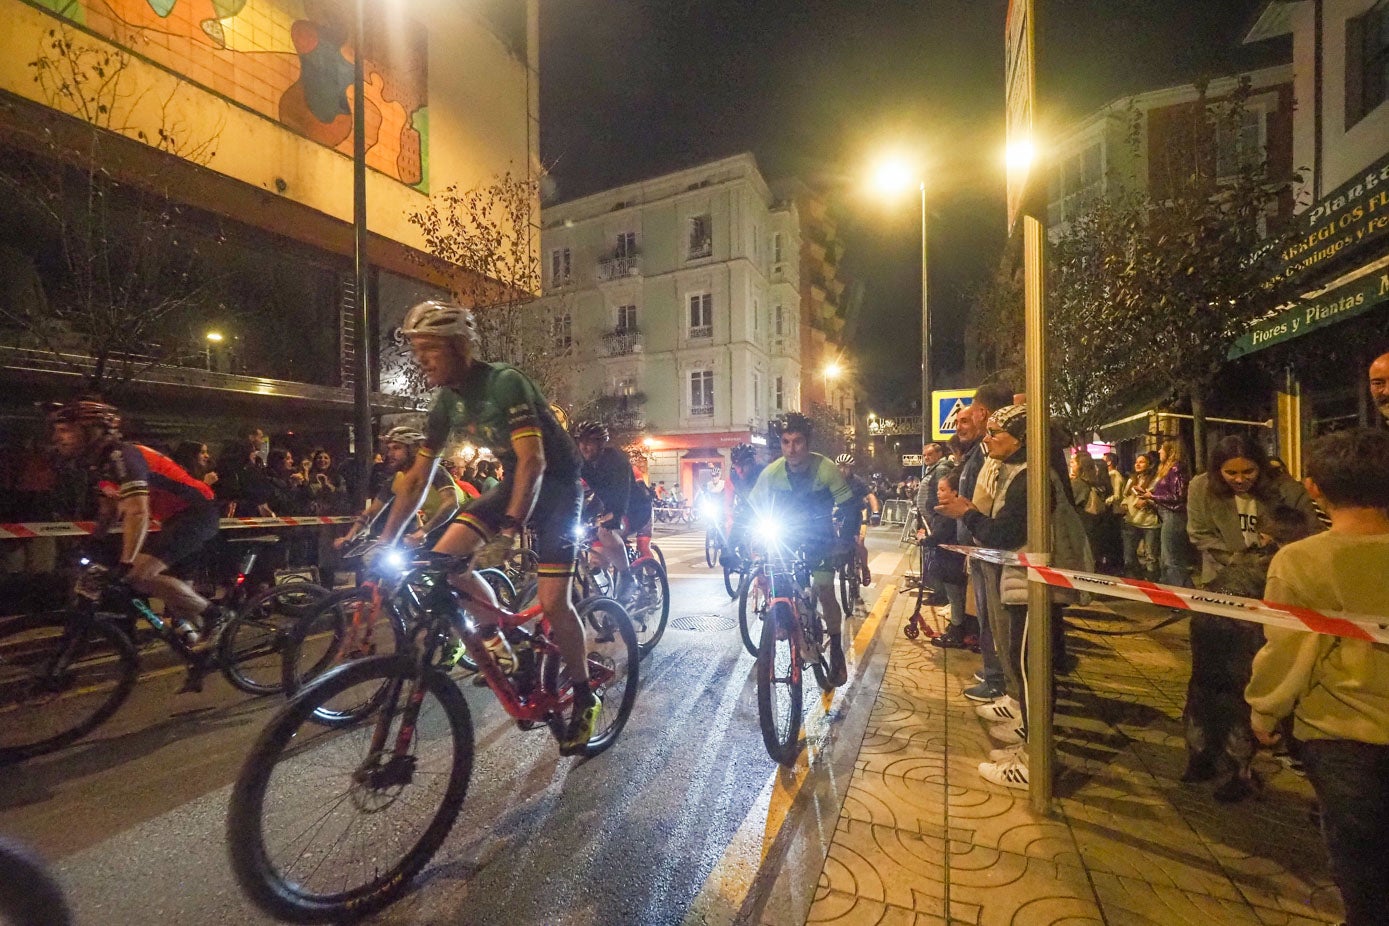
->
<box><xmin>0</xmin><ymin>559</ymin><xmax>328</xmax><ymax>765</ymax></box>
<box><xmin>227</xmin><ymin>550</ymin><xmax>638</xmax><ymax>923</ymax></box>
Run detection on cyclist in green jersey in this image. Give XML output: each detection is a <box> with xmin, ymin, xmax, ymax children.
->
<box><xmin>376</xmin><ymin>300</ymin><xmax>597</xmax><ymax>754</ymax></box>
<box><xmin>749</xmin><ymin>413</ymin><xmax>857</xmax><ymax>687</ymax></box>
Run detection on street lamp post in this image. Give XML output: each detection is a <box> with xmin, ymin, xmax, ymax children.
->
<box><xmin>351</xmin><ymin>0</ymin><xmax>372</xmax><ymax>509</ymax></box>
<box><xmin>870</xmin><ymin>158</ymin><xmax>930</xmax><ymax>463</ymax></box>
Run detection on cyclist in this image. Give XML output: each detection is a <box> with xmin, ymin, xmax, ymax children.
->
<box><xmin>749</xmin><ymin>413</ymin><xmax>856</xmax><ymax>687</ymax></box>
<box><xmin>721</xmin><ymin>441</ymin><xmax>764</xmax><ymax>568</ymax></box>
<box><xmin>377</xmin><ymin>300</ymin><xmax>596</xmax><ymax>754</ymax></box>
<box><xmin>625</xmin><ymin>472</ymin><xmax>655</xmax><ymax>560</ymax></box>
<box><xmin>573</xmin><ymin>420</ymin><xmax>635</xmax><ymax>592</ymax></box>
<box><xmin>835</xmin><ymin>452</ymin><xmax>877</xmax><ymax>588</ymax></box>
<box><xmin>335</xmin><ymin>426</ymin><xmax>466</xmax><ymax>551</ymax></box>
<box><xmin>47</xmin><ymin>397</ymin><xmax>223</xmax><ymax>649</ymax></box>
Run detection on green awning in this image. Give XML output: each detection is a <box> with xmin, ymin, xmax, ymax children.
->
<box><xmin>1231</xmin><ymin>258</ymin><xmax>1389</xmax><ymax>358</ymax></box>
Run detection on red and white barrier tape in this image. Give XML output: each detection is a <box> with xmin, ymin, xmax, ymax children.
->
<box><xmin>0</xmin><ymin>516</ymin><xmax>356</xmax><ymax>540</ymax></box>
<box><xmin>942</xmin><ymin>544</ymin><xmax>1389</xmax><ymax>644</ymax></box>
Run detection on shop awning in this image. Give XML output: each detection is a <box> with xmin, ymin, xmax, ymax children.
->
<box><xmin>1230</xmin><ymin>254</ymin><xmax>1389</xmax><ymax>358</ymax></box>
<box><xmin>681</xmin><ymin>447</ymin><xmax>725</xmax><ymax>460</ymax></box>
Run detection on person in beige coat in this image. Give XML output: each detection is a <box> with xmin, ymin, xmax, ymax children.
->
<box><xmin>1181</xmin><ymin>434</ymin><xmax>1323</xmax><ymax>801</ymax></box>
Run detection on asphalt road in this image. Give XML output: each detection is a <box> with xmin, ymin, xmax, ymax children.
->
<box><xmin>0</xmin><ymin>526</ymin><xmax>906</xmax><ymax>926</ymax></box>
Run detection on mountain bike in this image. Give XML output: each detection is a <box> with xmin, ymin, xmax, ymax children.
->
<box><xmin>756</xmin><ymin>544</ymin><xmax>834</xmax><ymax>765</ymax></box>
<box><xmin>574</xmin><ymin>525</ymin><xmax>669</xmax><ymax>658</ymax></box>
<box><xmin>227</xmin><ymin>550</ymin><xmax>638</xmax><ymax>923</ymax></box>
<box><xmin>0</xmin><ymin>562</ymin><xmax>328</xmax><ymax>765</ymax></box>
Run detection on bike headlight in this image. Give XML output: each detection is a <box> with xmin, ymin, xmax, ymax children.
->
<box><xmin>384</xmin><ymin>549</ymin><xmax>408</xmax><ymax>572</ymax></box>
<box><xmin>755</xmin><ymin>518</ymin><xmax>782</xmax><ymax>545</ymax></box>
<box><xmin>573</xmin><ymin>522</ymin><xmax>587</xmax><ymax>540</ymax></box>
<box><xmin>700</xmin><ymin>500</ymin><xmax>720</xmax><ymax>519</ymax></box>
<box><xmin>79</xmin><ymin>557</ymin><xmax>91</xmax><ymax>566</ymax></box>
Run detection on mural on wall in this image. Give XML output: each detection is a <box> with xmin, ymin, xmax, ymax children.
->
<box><xmin>34</xmin><ymin>0</ymin><xmax>428</xmax><ymax>189</ymax></box>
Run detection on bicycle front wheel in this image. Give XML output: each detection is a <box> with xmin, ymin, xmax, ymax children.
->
<box><xmin>281</xmin><ymin>587</ymin><xmax>408</xmax><ymax>727</ymax></box>
<box><xmin>627</xmin><ymin>559</ymin><xmax>669</xmax><ymax>658</ymax></box>
<box><xmin>219</xmin><ymin>583</ymin><xmax>329</xmax><ymax>696</ymax></box>
<box><xmin>228</xmin><ymin>656</ymin><xmax>473</xmax><ymax>924</ymax></box>
<box><xmin>756</xmin><ymin>601</ymin><xmax>802</xmax><ymax>766</ymax></box>
<box><xmin>704</xmin><ymin>530</ymin><xmax>717</xmax><ymax>567</ymax></box>
<box><xmin>737</xmin><ymin>569</ymin><xmax>768</xmax><ymax>657</ymax></box>
<box><xmin>575</xmin><ymin>597</ymin><xmax>639</xmax><ymax>756</ymax></box>
<box><xmin>0</xmin><ymin>612</ymin><xmax>138</xmax><ymax>765</ymax></box>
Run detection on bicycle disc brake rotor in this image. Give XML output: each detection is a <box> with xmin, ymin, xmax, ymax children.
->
<box><xmin>349</xmin><ymin>751</ymin><xmax>415</xmax><ymax>812</ymax></box>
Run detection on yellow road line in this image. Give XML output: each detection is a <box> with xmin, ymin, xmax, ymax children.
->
<box><xmin>681</xmin><ymin>576</ymin><xmax>900</xmax><ymax>926</ymax></box>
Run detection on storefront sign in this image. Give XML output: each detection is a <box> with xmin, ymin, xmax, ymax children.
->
<box><xmin>901</xmin><ymin>454</ymin><xmax>924</xmax><ymax>468</ymax></box>
<box><xmin>1231</xmin><ymin>261</ymin><xmax>1389</xmax><ymax>357</ymax></box>
<box><xmin>1271</xmin><ymin>151</ymin><xmax>1389</xmax><ymax>286</ymax></box>
<box><xmin>932</xmin><ymin>388</ymin><xmax>976</xmax><ymax>440</ymax></box>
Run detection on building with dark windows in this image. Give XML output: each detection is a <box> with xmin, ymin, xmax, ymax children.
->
<box><xmin>0</xmin><ymin>0</ymin><xmax>538</xmax><ymax>476</ymax></box>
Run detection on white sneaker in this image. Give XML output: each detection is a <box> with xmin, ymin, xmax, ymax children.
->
<box><xmin>989</xmin><ymin>743</ymin><xmax>1025</xmax><ymax>762</ymax></box>
<box><xmin>975</xmin><ymin>696</ymin><xmax>1020</xmax><ymax>722</ymax></box>
<box><xmin>979</xmin><ymin>754</ymin><xmax>1029</xmax><ymax>790</ymax></box>
<box><xmin>986</xmin><ymin>722</ymin><xmax>1026</xmax><ymax>745</ymax></box>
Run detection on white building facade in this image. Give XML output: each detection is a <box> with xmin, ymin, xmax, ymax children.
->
<box><xmin>538</xmin><ymin>154</ymin><xmax>802</xmax><ymax>499</ymax></box>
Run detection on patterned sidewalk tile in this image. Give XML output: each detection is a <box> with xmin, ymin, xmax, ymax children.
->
<box><xmin>803</xmin><ymin>890</ymin><xmax>949</xmax><ymax>926</ymax></box>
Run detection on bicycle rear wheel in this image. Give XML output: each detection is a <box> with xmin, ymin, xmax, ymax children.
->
<box><xmin>737</xmin><ymin>569</ymin><xmax>768</xmax><ymax>657</ymax></box>
<box><xmin>218</xmin><ymin>583</ymin><xmax>329</xmax><ymax>695</ymax></box>
<box><xmin>723</xmin><ymin>562</ymin><xmax>741</xmax><ymax>599</ymax></box>
<box><xmin>228</xmin><ymin>656</ymin><xmax>473</xmax><ymax>924</ymax></box>
<box><xmin>575</xmin><ymin>597</ymin><xmax>639</xmax><ymax>756</ymax></box>
<box><xmin>0</xmin><ymin>612</ymin><xmax>138</xmax><ymax>765</ymax></box>
<box><xmin>627</xmin><ymin>559</ymin><xmax>669</xmax><ymax>658</ymax></box>
<box><xmin>756</xmin><ymin>601</ymin><xmax>802</xmax><ymax>765</ymax></box>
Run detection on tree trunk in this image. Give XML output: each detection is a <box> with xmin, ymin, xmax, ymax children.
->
<box><xmin>1191</xmin><ymin>392</ymin><xmax>1208</xmax><ymax>474</ymax></box>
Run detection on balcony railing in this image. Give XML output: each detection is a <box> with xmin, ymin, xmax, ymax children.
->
<box><xmin>688</xmin><ymin>325</ymin><xmax>712</xmax><ymax>339</ymax></box>
<box><xmin>691</xmin><ymin>404</ymin><xmax>714</xmax><ymax>417</ymax></box>
<box><xmin>687</xmin><ymin>240</ymin><xmax>712</xmax><ymax>260</ymax></box>
<box><xmin>600</xmin><ymin>328</ymin><xmax>643</xmax><ymax>356</ymax></box>
<box><xmin>598</xmin><ymin>255</ymin><xmax>641</xmax><ymax>281</ymax></box>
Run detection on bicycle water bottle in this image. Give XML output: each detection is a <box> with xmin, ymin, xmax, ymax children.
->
<box><xmin>479</xmin><ymin>627</ymin><xmax>517</xmax><ymax>674</ymax></box>
<box><xmin>174</xmin><ymin>619</ymin><xmax>201</xmax><ymax>646</ymax></box>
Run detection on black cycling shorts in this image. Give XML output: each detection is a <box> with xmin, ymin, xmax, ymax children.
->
<box><xmin>454</xmin><ymin>474</ymin><xmax>583</xmax><ymax>579</ymax></box>
<box><xmin>145</xmin><ymin>503</ymin><xmax>221</xmax><ymax>568</ymax></box>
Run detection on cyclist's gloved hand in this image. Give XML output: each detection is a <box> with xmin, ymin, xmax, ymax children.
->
<box><xmin>473</xmin><ymin>532</ymin><xmax>515</xmax><ymax>570</ymax></box>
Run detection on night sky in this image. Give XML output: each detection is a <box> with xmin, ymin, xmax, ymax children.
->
<box><xmin>539</xmin><ymin>1</ymin><xmax>1289</xmax><ymax>412</ymax></box>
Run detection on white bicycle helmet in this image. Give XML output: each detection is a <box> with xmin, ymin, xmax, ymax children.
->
<box><xmin>382</xmin><ymin>426</ymin><xmax>426</xmax><ymax>446</ymax></box>
<box><xmin>401</xmin><ymin>299</ymin><xmax>480</xmax><ymax>344</ymax></box>
<box><xmin>835</xmin><ymin>452</ymin><xmax>855</xmax><ymax>466</ymax></box>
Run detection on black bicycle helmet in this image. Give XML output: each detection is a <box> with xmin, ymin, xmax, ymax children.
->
<box><xmin>775</xmin><ymin>412</ymin><xmax>812</xmax><ymax>438</ymax></box>
<box><xmin>730</xmin><ymin>442</ymin><xmax>756</xmax><ymax>466</ymax></box>
<box><xmin>572</xmin><ymin>419</ymin><xmax>610</xmax><ymax>443</ymax></box>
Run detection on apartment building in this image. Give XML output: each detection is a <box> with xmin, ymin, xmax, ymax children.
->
<box><xmin>538</xmin><ymin>153</ymin><xmax>802</xmax><ymax>498</ymax></box>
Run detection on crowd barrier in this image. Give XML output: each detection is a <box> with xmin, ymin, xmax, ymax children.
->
<box><xmin>880</xmin><ymin>499</ymin><xmax>911</xmax><ymax>526</ymax></box>
<box><xmin>0</xmin><ymin>516</ymin><xmax>356</xmax><ymax>540</ymax></box>
<box><xmin>942</xmin><ymin>544</ymin><xmax>1389</xmax><ymax>644</ymax></box>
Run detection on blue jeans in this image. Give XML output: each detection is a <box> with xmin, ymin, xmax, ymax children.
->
<box><xmin>1302</xmin><ymin>739</ymin><xmax>1389</xmax><ymax>926</ymax></box>
<box><xmin>1121</xmin><ymin>522</ymin><xmax>1161</xmax><ymax>580</ymax></box>
<box><xmin>1157</xmin><ymin>508</ymin><xmax>1193</xmax><ymax>588</ymax></box>
<box><xmin>943</xmin><ymin>581</ymin><xmax>966</xmax><ymax>628</ymax></box>
<box><xmin>970</xmin><ymin>561</ymin><xmax>1006</xmax><ymax>690</ymax></box>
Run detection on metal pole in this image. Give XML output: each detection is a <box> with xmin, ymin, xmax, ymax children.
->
<box><xmin>919</xmin><ymin>182</ymin><xmax>930</xmax><ymax>460</ymax></box>
<box><xmin>352</xmin><ymin>0</ymin><xmax>372</xmax><ymax>509</ymax></box>
<box><xmin>1023</xmin><ymin>213</ymin><xmax>1053</xmax><ymax>813</ymax></box>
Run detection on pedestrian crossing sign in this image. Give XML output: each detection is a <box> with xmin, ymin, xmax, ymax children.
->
<box><xmin>932</xmin><ymin>388</ymin><xmax>975</xmax><ymax>441</ymax></box>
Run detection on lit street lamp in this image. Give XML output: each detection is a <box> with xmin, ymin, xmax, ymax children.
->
<box><xmin>870</xmin><ymin>156</ymin><xmax>929</xmax><ymax>460</ymax></box>
<box><xmin>204</xmin><ymin>330</ymin><xmax>223</xmax><ymax>371</ymax></box>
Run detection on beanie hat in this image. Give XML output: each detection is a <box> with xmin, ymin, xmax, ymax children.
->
<box><xmin>989</xmin><ymin>404</ymin><xmax>1027</xmax><ymax>441</ymax></box>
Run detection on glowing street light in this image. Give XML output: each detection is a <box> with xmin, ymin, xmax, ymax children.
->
<box><xmin>1005</xmin><ymin>138</ymin><xmax>1037</xmax><ymax>173</ymax></box>
<box><xmin>204</xmin><ymin>330</ymin><xmax>224</xmax><ymax>370</ymax></box>
<box><xmin>870</xmin><ymin>156</ymin><xmax>915</xmax><ymax>197</ymax></box>
<box><xmin>823</xmin><ymin>360</ymin><xmax>844</xmax><ymax>381</ymax></box>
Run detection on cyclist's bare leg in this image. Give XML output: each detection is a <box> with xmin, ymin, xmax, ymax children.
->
<box><xmin>536</xmin><ymin>575</ymin><xmax>590</xmax><ymax>686</ymax></box>
<box><xmin>432</xmin><ymin>522</ymin><xmax>500</xmax><ymax>609</ymax></box>
<box><xmin>127</xmin><ymin>553</ymin><xmax>210</xmax><ymax>621</ymax></box>
<box><xmin>856</xmin><ymin>530</ymin><xmax>871</xmax><ymax>585</ymax></box>
<box><xmin>596</xmin><ymin>525</ymin><xmax>630</xmax><ymax>574</ymax></box>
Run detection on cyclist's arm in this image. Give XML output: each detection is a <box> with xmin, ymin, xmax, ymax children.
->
<box><xmin>418</xmin><ymin>472</ymin><xmax>465</xmax><ymax>537</ymax></box>
<box><xmin>379</xmin><ymin>451</ymin><xmax>436</xmax><ymax>545</ymax></box>
<box><xmin>115</xmin><ymin>492</ymin><xmax>151</xmax><ymax>565</ymax></box>
<box><xmin>506</xmin><ymin>433</ymin><xmax>544</xmax><ymax>529</ymax></box>
<box><xmin>824</xmin><ymin>461</ymin><xmax>857</xmax><ymax>521</ymax></box>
